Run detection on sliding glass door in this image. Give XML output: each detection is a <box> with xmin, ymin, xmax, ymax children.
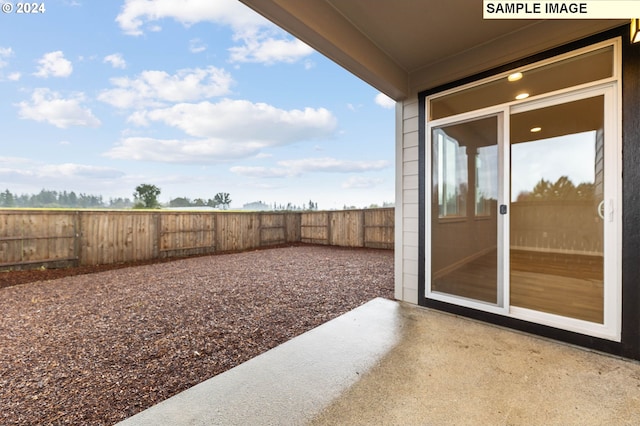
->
<box><xmin>429</xmin><ymin>113</ymin><xmax>506</xmax><ymax>312</ymax></box>
<box><xmin>510</xmin><ymin>95</ymin><xmax>605</xmax><ymax>324</ymax></box>
<box><xmin>428</xmin><ymin>86</ymin><xmax>620</xmax><ymax>339</ymax></box>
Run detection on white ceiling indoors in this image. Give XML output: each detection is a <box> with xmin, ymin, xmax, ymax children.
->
<box><xmin>239</xmin><ymin>0</ymin><xmax>625</xmax><ymax>100</ymax></box>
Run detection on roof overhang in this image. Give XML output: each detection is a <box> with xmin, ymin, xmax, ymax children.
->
<box><xmin>239</xmin><ymin>0</ymin><xmax>626</xmax><ymax>100</ymax></box>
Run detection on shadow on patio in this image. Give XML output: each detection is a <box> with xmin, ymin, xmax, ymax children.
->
<box><xmin>118</xmin><ymin>297</ymin><xmax>640</xmax><ymax>425</ymax></box>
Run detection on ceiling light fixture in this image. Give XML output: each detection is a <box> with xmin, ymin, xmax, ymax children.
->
<box><xmin>515</xmin><ymin>93</ymin><xmax>529</xmax><ymax>100</ymax></box>
<box><xmin>508</xmin><ymin>72</ymin><xmax>523</xmax><ymax>82</ymax></box>
<box><xmin>530</xmin><ymin>127</ymin><xmax>542</xmax><ymax>133</ymax></box>
<box><xmin>632</xmin><ymin>19</ymin><xmax>640</xmax><ymax>43</ymax></box>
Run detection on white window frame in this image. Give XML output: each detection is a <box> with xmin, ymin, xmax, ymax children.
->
<box><xmin>425</xmin><ymin>38</ymin><xmax>622</xmax><ymax>341</ymax></box>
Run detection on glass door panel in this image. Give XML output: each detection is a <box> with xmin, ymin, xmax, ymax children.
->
<box><xmin>431</xmin><ymin>116</ymin><xmax>499</xmax><ymax>305</ymax></box>
<box><xmin>510</xmin><ymin>96</ymin><xmax>604</xmax><ymax>323</ymax></box>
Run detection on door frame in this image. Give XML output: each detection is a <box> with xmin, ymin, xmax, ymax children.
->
<box><xmin>425</xmin><ymin>81</ymin><xmax>621</xmax><ymax>341</ymax></box>
<box><xmin>507</xmin><ymin>83</ymin><xmax>621</xmax><ymax>341</ymax></box>
<box><xmin>426</xmin><ymin>107</ymin><xmax>509</xmax><ymax>317</ymax></box>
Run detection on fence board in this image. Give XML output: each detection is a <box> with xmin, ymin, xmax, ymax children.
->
<box><xmin>364</xmin><ymin>208</ymin><xmax>394</xmax><ymax>249</ymax></box>
<box><xmin>285</xmin><ymin>213</ymin><xmax>301</xmax><ymax>243</ymax></box>
<box><xmin>0</xmin><ymin>211</ymin><xmax>76</xmax><ymax>269</ymax></box>
<box><xmin>216</xmin><ymin>213</ymin><xmax>260</xmax><ymax>252</ymax></box>
<box><xmin>330</xmin><ymin>210</ymin><xmax>364</xmax><ymax>247</ymax></box>
<box><xmin>301</xmin><ymin>212</ymin><xmax>329</xmax><ymax>244</ymax></box>
<box><xmin>0</xmin><ymin>208</ymin><xmax>393</xmax><ymax>270</ymax></box>
<box><xmin>259</xmin><ymin>213</ymin><xmax>286</xmax><ymax>246</ymax></box>
<box><xmin>79</xmin><ymin>212</ymin><xmax>156</xmax><ymax>266</ymax></box>
<box><xmin>159</xmin><ymin>212</ymin><xmax>216</xmax><ymax>257</ymax></box>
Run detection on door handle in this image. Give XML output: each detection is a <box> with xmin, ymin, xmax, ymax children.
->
<box><xmin>597</xmin><ymin>200</ymin><xmax>605</xmax><ymax>220</ymax></box>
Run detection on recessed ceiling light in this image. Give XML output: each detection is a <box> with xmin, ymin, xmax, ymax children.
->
<box><xmin>530</xmin><ymin>127</ymin><xmax>542</xmax><ymax>133</ymax></box>
<box><xmin>632</xmin><ymin>19</ymin><xmax>640</xmax><ymax>43</ymax></box>
<box><xmin>508</xmin><ymin>72</ymin><xmax>523</xmax><ymax>82</ymax></box>
<box><xmin>515</xmin><ymin>93</ymin><xmax>529</xmax><ymax>100</ymax></box>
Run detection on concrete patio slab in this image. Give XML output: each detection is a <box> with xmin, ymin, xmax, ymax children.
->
<box><xmin>118</xmin><ymin>298</ymin><xmax>640</xmax><ymax>425</ymax></box>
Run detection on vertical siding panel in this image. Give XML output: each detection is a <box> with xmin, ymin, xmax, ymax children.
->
<box><xmin>398</xmin><ymin>97</ymin><xmax>420</xmax><ymax>303</ymax></box>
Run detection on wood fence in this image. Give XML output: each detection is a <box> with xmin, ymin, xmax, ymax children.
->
<box><xmin>301</xmin><ymin>209</ymin><xmax>394</xmax><ymax>249</ymax></box>
<box><xmin>0</xmin><ymin>208</ymin><xmax>393</xmax><ymax>270</ymax></box>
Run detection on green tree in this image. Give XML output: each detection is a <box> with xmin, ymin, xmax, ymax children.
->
<box><xmin>0</xmin><ymin>189</ymin><xmax>15</xmax><ymax>207</ymax></box>
<box><xmin>109</xmin><ymin>197</ymin><xmax>134</xmax><ymax>208</ymax></box>
<box><xmin>133</xmin><ymin>184</ymin><xmax>161</xmax><ymax>209</ymax></box>
<box><xmin>169</xmin><ymin>197</ymin><xmax>192</xmax><ymax>207</ymax></box>
<box><xmin>213</xmin><ymin>192</ymin><xmax>231</xmax><ymax>209</ymax></box>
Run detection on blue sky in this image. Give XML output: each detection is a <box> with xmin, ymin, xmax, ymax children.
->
<box><xmin>0</xmin><ymin>0</ymin><xmax>396</xmax><ymax>209</ymax></box>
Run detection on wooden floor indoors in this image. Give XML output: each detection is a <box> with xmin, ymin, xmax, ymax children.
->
<box><xmin>432</xmin><ymin>249</ymin><xmax>604</xmax><ymax>323</ymax></box>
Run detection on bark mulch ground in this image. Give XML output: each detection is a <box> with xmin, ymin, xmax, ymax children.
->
<box><xmin>0</xmin><ymin>245</ymin><xmax>394</xmax><ymax>425</ymax></box>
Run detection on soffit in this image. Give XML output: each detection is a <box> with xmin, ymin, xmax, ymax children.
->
<box><xmin>239</xmin><ymin>0</ymin><xmax>625</xmax><ymax>100</ymax></box>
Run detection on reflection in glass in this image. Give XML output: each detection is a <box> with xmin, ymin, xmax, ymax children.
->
<box><xmin>431</xmin><ymin>117</ymin><xmax>498</xmax><ymax>304</ymax></box>
<box><xmin>510</xmin><ymin>96</ymin><xmax>604</xmax><ymax>323</ymax></box>
<box><xmin>434</xmin><ymin>129</ymin><xmax>467</xmax><ymax>218</ymax></box>
<box><xmin>476</xmin><ymin>147</ymin><xmax>498</xmax><ymax>216</ymax></box>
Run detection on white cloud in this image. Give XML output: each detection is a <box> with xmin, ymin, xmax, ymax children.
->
<box><xmin>98</xmin><ymin>66</ymin><xmax>233</xmax><ymax>109</ymax></box>
<box><xmin>229</xmin><ymin>166</ymin><xmax>291</xmax><ymax>178</ymax></box>
<box><xmin>279</xmin><ymin>157</ymin><xmax>389</xmax><ymax>174</ymax></box>
<box><xmin>0</xmin><ymin>47</ymin><xmax>19</xmax><ymax>81</ymax></box>
<box><xmin>342</xmin><ymin>176</ymin><xmax>384</xmax><ymax>189</ymax></box>
<box><xmin>228</xmin><ymin>31</ymin><xmax>313</xmax><ymax>64</ymax></box>
<box><xmin>189</xmin><ymin>38</ymin><xmax>207</xmax><ymax>53</ymax></box>
<box><xmin>0</xmin><ymin>47</ymin><xmax>13</xmax><ymax>68</ymax></box>
<box><xmin>104</xmin><ymin>137</ymin><xmax>260</xmax><ymax>163</ymax></box>
<box><xmin>39</xmin><ymin>163</ymin><xmax>125</xmax><ymax>179</ymax></box>
<box><xmin>104</xmin><ymin>53</ymin><xmax>126</xmax><ymax>69</ymax></box>
<box><xmin>115</xmin><ymin>0</ymin><xmax>313</xmax><ymax>65</ymax></box>
<box><xmin>105</xmin><ymin>101</ymin><xmax>337</xmax><ymax>163</ymax></box>
<box><xmin>116</xmin><ymin>0</ymin><xmax>265</xmax><ymax>36</ymax></box>
<box><xmin>231</xmin><ymin>157</ymin><xmax>390</xmax><ymax>178</ymax></box>
<box><xmin>138</xmin><ymin>99</ymin><xmax>336</xmax><ymax>143</ymax></box>
<box><xmin>17</xmin><ymin>88</ymin><xmax>101</xmax><ymax>129</ymax></box>
<box><xmin>34</xmin><ymin>51</ymin><xmax>73</xmax><ymax>78</ymax></box>
<box><xmin>0</xmin><ymin>158</ymin><xmax>124</xmax><ymax>183</ymax></box>
<box><xmin>375</xmin><ymin>93</ymin><xmax>396</xmax><ymax>109</ymax></box>
<box><xmin>0</xmin><ymin>156</ymin><xmax>33</xmax><ymax>167</ymax></box>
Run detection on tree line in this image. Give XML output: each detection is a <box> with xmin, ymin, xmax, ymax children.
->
<box><xmin>0</xmin><ymin>184</ymin><xmax>232</xmax><ymax>210</ymax></box>
<box><xmin>0</xmin><ymin>184</ymin><xmax>394</xmax><ymax>210</ymax></box>
<box><xmin>132</xmin><ymin>184</ymin><xmax>232</xmax><ymax>209</ymax></box>
<box><xmin>0</xmin><ymin>189</ymin><xmax>132</xmax><ymax>208</ymax></box>
<box><xmin>515</xmin><ymin>176</ymin><xmax>596</xmax><ymax>202</ymax></box>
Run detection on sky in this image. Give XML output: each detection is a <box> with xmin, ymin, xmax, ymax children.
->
<box><xmin>0</xmin><ymin>0</ymin><xmax>396</xmax><ymax>210</ymax></box>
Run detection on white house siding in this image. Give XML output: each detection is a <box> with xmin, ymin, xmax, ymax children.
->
<box><xmin>395</xmin><ymin>97</ymin><xmax>420</xmax><ymax>304</ymax></box>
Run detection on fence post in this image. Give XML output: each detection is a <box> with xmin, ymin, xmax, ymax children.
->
<box><xmin>153</xmin><ymin>213</ymin><xmax>161</xmax><ymax>259</ymax></box>
<box><xmin>74</xmin><ymin>211</ymin><xmax>81</xmax><ymax>266</ymax></box>
<box><xmin>361</xmin><ymin>209</ymin><xmax>366</xmax><ymax>248</ymax></box>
